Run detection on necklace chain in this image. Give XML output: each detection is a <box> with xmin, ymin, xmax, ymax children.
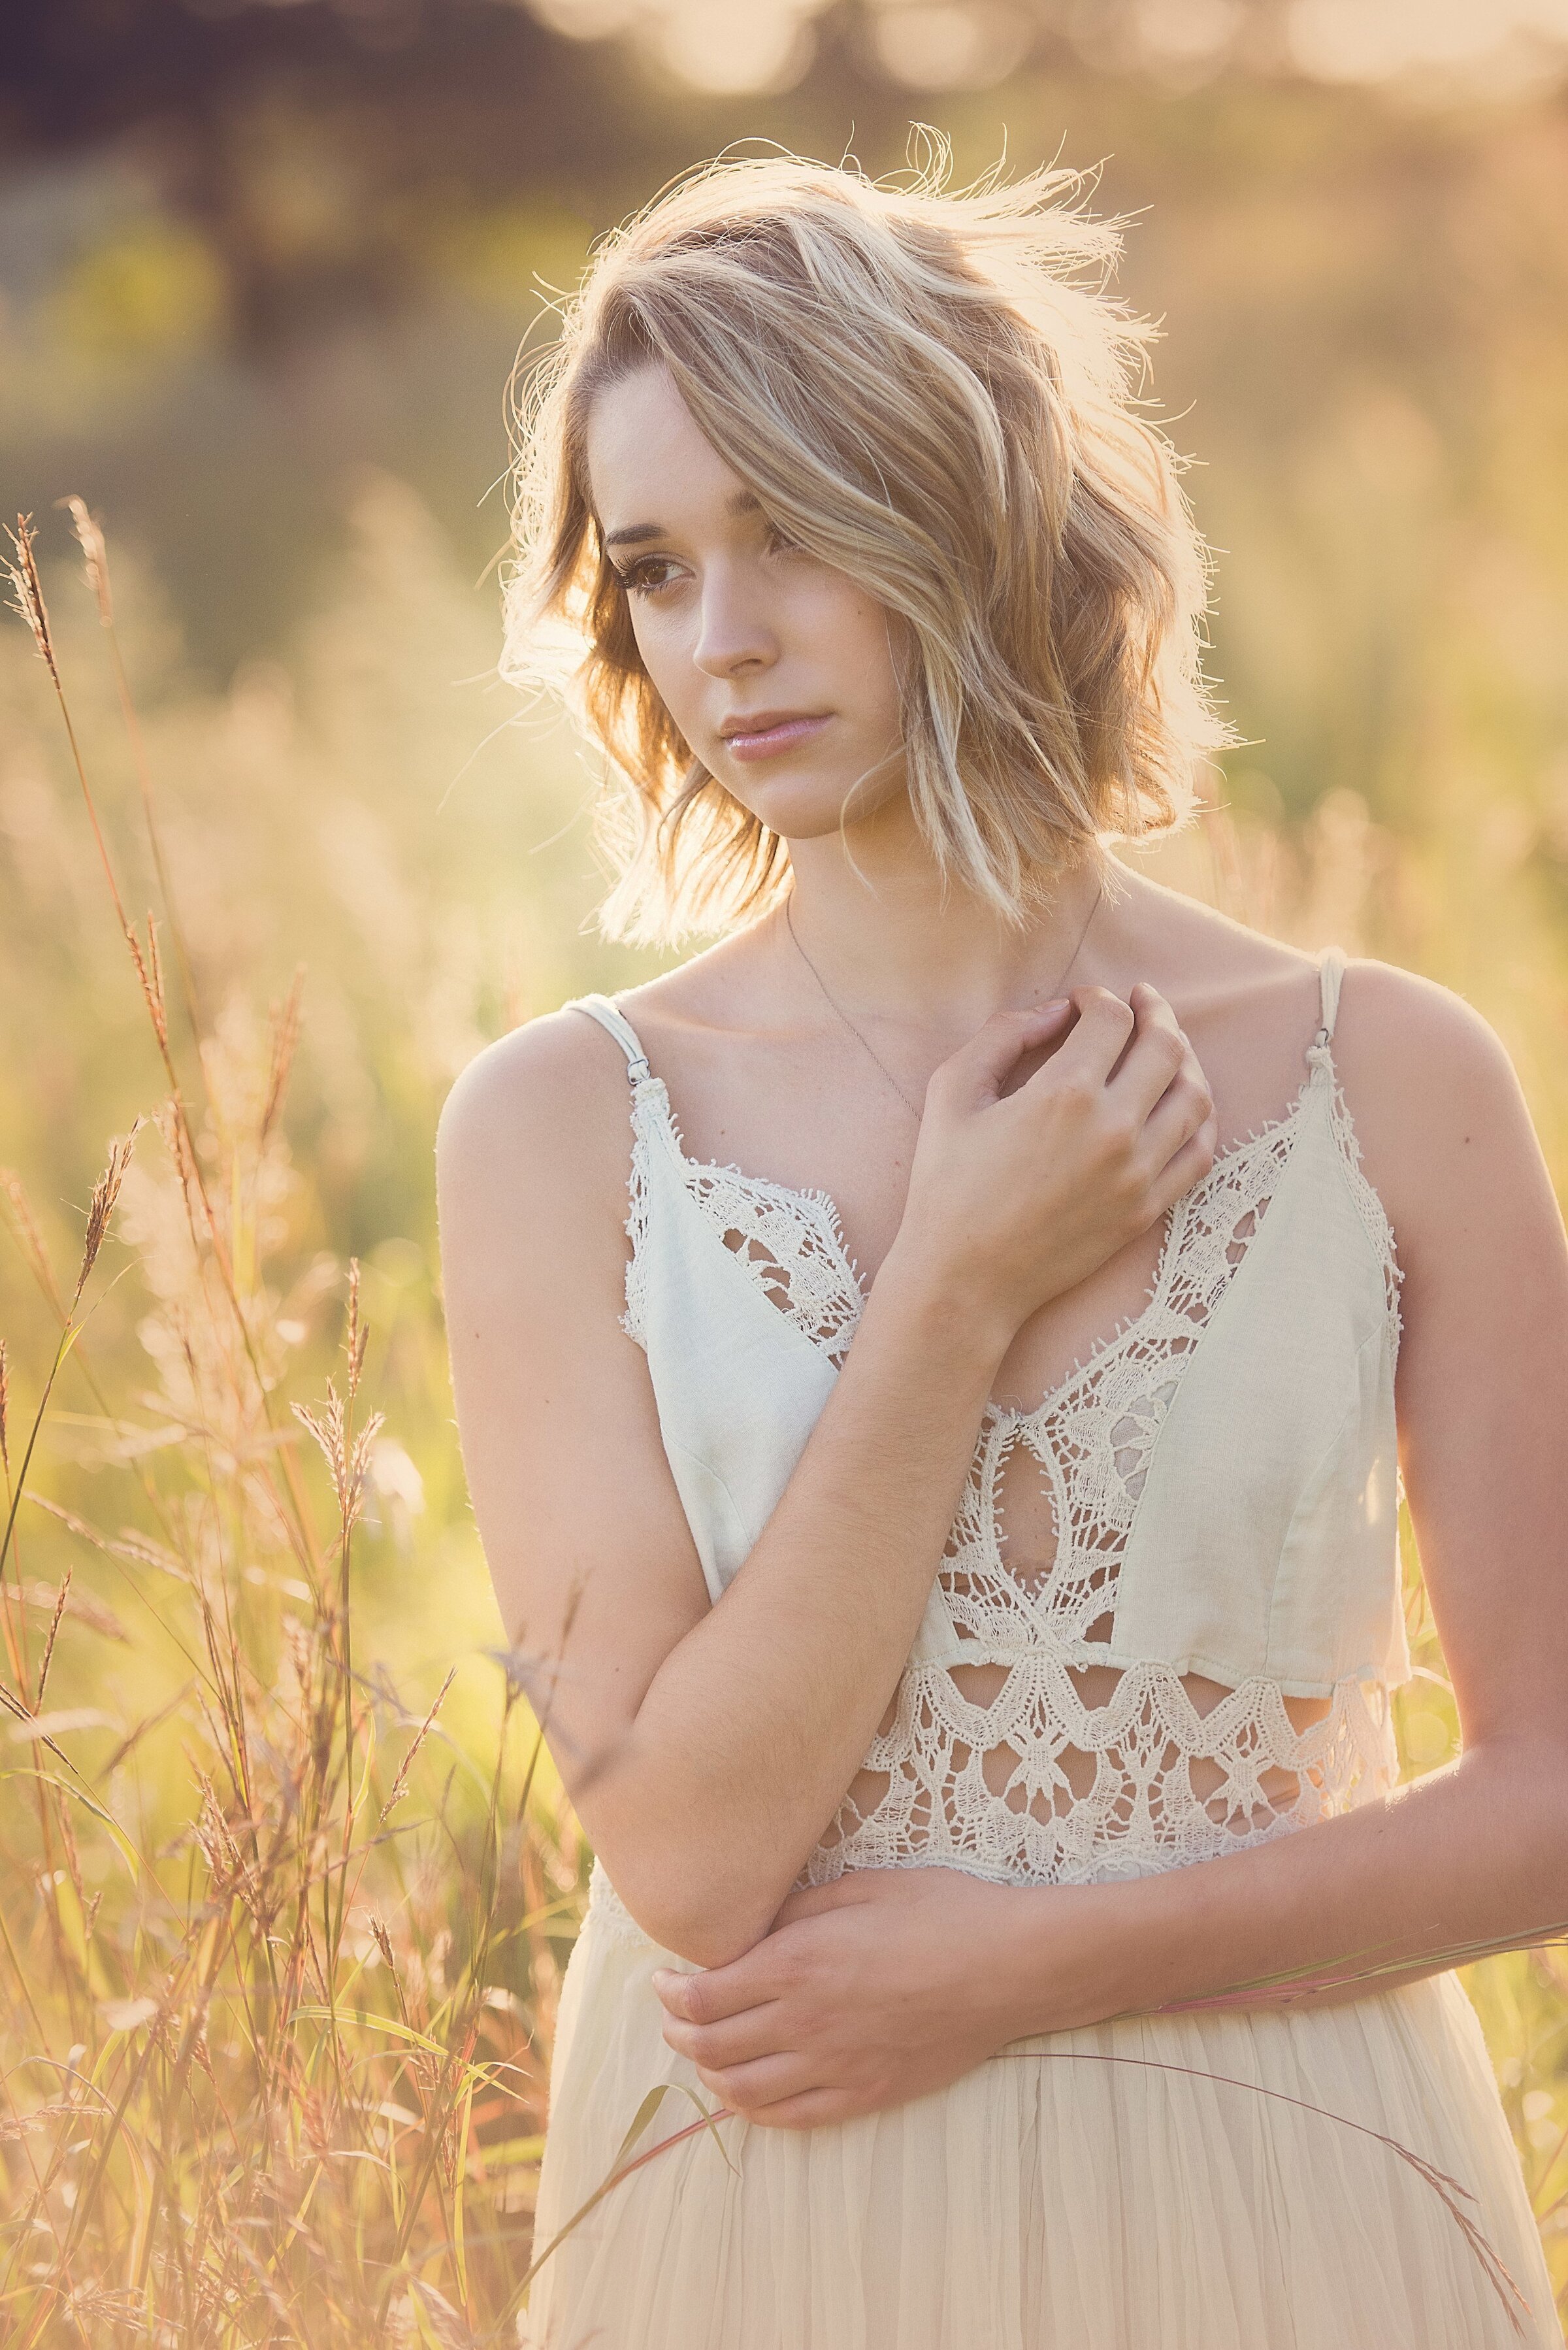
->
<box><xmin>783</xmin><ymin>878</ymin><xmax>1105</xmax><ymax>1123</ymax></box>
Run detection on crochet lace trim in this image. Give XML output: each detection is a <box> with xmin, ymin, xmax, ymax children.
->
<box><xmin>622</xmin><ymin>1076</ymin><xmax>866</xmax><ymax>1363</ymax></box>
<box><xmin>621</xmin><ymin>1055</ymin><xmax>1403</xmax><ymax>1891</ymax></box>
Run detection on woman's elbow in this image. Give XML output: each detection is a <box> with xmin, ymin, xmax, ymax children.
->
<box><xmin>604</xmin><ymin>1852</ymin><xmax>783</xmax><ymax>1970</ymax></box>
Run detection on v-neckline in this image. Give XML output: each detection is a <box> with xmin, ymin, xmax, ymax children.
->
<box><xmin>631</xmin><ymin>1053</ymin><xmax>1330</xmax><ymax>1432</ymax></box>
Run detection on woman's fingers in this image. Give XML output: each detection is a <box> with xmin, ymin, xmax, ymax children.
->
<box><xmin>1019</xmin><ymin>985</ymin><xmax>1137</xmax><ymax>1093</ymax></box>
<box><xmin>1135</xmin><ymin>1053</ymin><xmax>1216</xmax><ymax>1172</ymax></box>
<box><xmin>930</xmin><ymin>982</ymin><xmax>1177</xmax><ymax>1124</ymax></box>
<box><xmin>931</xmin><ymin>997</ymin><xmax>1077</xmax><ymax>1111</ymax></box>
<box><xmin>1147</xmin><ymin>1119</ymin><xmax>1220</xmax><ymax>1219</ymax></box>
<box><xmin>652</xmin><ymin>1956</ymin><xmax>777</xmax><ymax>2026</ymax></box>
<box><xmin>1102</xmin><ymin>984</ymin><xmax>1192</xmax><ymax>1121</ymax></box>
<box><xmin>661</xmin><ymin>2000</ymin><xmax>787</xmax><ymax>2070</ymax></box>
<box><xmin>689</xmin><ymin>2050</ymin><xmax>808</xmax><ymax>2114</ymax></box>
<box><xmin>897</xmin><ymin>970</ymin><xmax>1220</xmax><ymax>1334</ymax></box>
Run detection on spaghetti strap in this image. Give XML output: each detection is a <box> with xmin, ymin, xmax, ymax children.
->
<box><xmin>1316</xmin><ymin>948</ymin><xmax>1348</xmax><ymax>1043</ymax></box>
<box><xmin>568</xmin><ymin>993</ymin><xmax>651</xmax><ymax>1081</ymax></box>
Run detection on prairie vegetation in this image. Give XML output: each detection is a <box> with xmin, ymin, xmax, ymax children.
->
<box><xmin>3</xmin><ymin>61</ymin><xmax>1568</xmax><ymax>2338</ymax></box>
<box><xmin>0</xmin><ymin>478</ymin><xmax>1563</xmax><ymax>2340</ymax></box>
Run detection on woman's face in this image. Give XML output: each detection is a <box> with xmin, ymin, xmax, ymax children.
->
<box><xmin>585</xmin><ymin>363</ymin><xmax>907</xmax><ymax>844</ymax></box>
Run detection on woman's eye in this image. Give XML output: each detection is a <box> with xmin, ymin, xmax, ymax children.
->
<box><xmin>619</xmin><ymin>556</ymin><xmax>680</xmax><ymax>597</ymax></box>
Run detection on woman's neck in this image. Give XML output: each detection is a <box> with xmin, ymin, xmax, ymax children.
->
<box><xmin>779</xmin><ymin>802</ymin><xmax>1108</xmax><ymax>1040</ymax></box>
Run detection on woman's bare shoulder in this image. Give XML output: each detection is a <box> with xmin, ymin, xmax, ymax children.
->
<box><xmin>1122</xmin><ymin>870</ymin><xmax>1510</xmax><ymax>1082</ymax></box>
<box><xmin>1334</xmin><ymin>958</ymin><xmax>1524</xmax><ymax>1121</ymax></box>
<box><xmin>436</xmin><ymin>1006</ymin><xmax>638</xmax><ymax>1253</ymax></box>
<box><xmin>1331</xmin><ymin>959</ymin><xmax>1540</xmax><ymax>1256</ymax></box>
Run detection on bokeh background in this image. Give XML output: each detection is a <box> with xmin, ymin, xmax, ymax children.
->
<box><xmin>4</xmin><ymin>0</ymin><xmax>1568</xmax><ymax>2332</ymax></box>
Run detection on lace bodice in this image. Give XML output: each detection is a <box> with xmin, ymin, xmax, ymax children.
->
<box><xmin>590</xmin><ymin>967</ymin><xmax>1405</xmax><ymax>1894</ymax></box>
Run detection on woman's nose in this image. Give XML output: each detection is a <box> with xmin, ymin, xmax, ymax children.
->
<box><xmin>693</xmin><ymin>565</ymin><xmax>777</xmax><ymax>679</ymax></box>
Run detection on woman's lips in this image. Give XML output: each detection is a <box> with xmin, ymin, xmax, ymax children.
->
<box><xmin>721</xmin><ymin>713</ymin><xmax>832</xmax><ymax>762</ymax></box>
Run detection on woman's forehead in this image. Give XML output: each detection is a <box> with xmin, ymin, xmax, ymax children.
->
<box><xmin>587</xmin><ymin>363</ymin><xmax>749</xmax><ymax>535</ymax></box>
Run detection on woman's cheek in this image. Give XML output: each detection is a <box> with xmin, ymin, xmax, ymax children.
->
<box><xmin>632</xmin><ymin>620</ymin><xmax>702</xmax><ymax>738</ymax></box>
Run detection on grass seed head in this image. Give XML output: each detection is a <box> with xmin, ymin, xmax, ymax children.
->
<box><xmin>293</xmin><ymin>1380</ymin><xmax>384</xmax><ymax>1535</ymax></box>
<box><xmin>381</xmin><ymin>1665</ymin><xmax>457</xmax><ymax>1822</ymax></box>
<box><xmin>73</xmin><ymin>1123</ymin><xmax>142</xmax><ymax>1307</ymax></box>
<box><xmin>36</xmin><ymin>1566</ymin><xmax>71</xmax><ymax>1708</ymax></box>
<box><xmin>61</xmin><ymin>493</ymin><xmax>113</xmax><ymax>627</ymax></box>
<box><xmin>346</xmin><ymin>1255</ymin><xmax>367</xmax><ymax>1398</ymax></box>
<box><xmin>261</xmin><ymin>967</ymin><xmax>306</xmax><ymax>1144</ymax></box>
<box><xmin>126</xmin><ymin>915</ymin><xmax>169</xmax><ymax>1051</ymax></box>
<box><xmin>4</xmin><ymin>512</ymin><xmax>59</xmax><ymax>686</ymax></box>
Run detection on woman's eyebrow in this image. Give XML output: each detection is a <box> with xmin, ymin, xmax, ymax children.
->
<box><xmin>604</xmin><ymin>493</ymin><xmax>758</xmax><ymax>550</ymax></box>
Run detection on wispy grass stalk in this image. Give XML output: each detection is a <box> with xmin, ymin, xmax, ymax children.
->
<box><xmin>57</xmin><ymin>496</ymin><xmax>204</xmax><ymax>1051</ymax></box>
<box><xmin>0</xmin><ymin>509</ymin><xmax>566</xmax><ymax>2345</ymax></box>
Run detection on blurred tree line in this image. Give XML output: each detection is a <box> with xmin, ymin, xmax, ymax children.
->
<box><xmin>2</xmin><ymin>0</ymin><xmax>1564</xmax><ymax>677</ymax></box>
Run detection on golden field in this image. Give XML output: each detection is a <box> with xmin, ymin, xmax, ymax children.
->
<box><xmin>3</xmin><ymin>39</ymin><xmax>1568</xmax><ymax>2340</ymax></box>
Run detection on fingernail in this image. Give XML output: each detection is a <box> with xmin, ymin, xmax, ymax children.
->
<box><xmin>650</xmin><ymin>1968</ymin><xmax>675</xmax><ymax>1991</ymax></box>
<box><xmin>1043</xmin><ymin>997</ymin><xmax>1070</xmax><ymax>1012</ymax></box>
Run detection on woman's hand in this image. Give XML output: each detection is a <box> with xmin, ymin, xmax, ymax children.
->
<box><xmin>651</xmin><ymin>1868</ymin><xmax>1118</xmax><ymax>2130</ymax></box>
<box><xmin>889</xmin><ymin>983</ymin><xmax>1216</xmax><ymax>1355</ymax></box>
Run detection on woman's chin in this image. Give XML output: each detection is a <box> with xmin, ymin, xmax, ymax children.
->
<box><xmin>719</xmin><ymin>765</ymin><xmax>909</xmax><ymax>845</ymax></box>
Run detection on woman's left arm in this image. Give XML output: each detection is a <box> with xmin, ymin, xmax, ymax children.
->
<box><xmin>656</xmin><ymin>965</ymin><xmax>1568</xmax><ymax>2129</ymax></box>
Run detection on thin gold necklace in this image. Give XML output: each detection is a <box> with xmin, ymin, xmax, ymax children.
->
<box><xmin>783</xmin><ymin>878</ymin><xmax>1105</xmax><ymax>1123</ymax></box>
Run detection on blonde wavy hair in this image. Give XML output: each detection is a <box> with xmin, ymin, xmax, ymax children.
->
<box><xmin>502</xmin><ymin>146</ymin><xmax>1222</xmax><ymax>944</ymax></box>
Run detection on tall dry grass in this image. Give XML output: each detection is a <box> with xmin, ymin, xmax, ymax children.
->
<box><xmin>0</xmin><ymin>501</ymin><xmax>1565</xmax><ymax>2340</ymax></box>
<box><xmin>0</xmin><ymin>510</ymin><xmax>586</xmax><ymax>2345</ymax></box>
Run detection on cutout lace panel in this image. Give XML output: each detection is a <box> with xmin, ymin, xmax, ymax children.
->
<box><xmin>627</xmin><ymin>1058</ymin><xmax>1405</xmax><ymax>1889</ymax></box>
<box><xmin>807</xmin><ymin>1661</ymin><xmax>1396</xmax><ymax>1889</ymax></box>
<box><xmin>620</xmin><ymin>1077</ymin><xmax>862</xmax><ymax>1364</ymax></box>
<box><xmin>685</xmin><ymin>1157</ymin><xmax>864</xmax><ymax>1363</ymax></box>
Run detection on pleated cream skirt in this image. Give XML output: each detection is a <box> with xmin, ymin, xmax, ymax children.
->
<box><xmin>521</xmin><ymin>1877</ymin><xmax>1561</xmax><ymax>2350</ymax></box>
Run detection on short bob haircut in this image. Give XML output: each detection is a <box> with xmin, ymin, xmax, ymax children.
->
<box><xmin>502</xmin><ymin>147</ymin><xmax>1223</xmax><ymax>945</ymax></box>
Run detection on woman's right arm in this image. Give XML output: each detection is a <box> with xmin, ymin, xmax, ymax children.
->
<box><xmin>436</xmin><ymin>985</ymin><xmax>1213</xmax><ymax>1966</ymax></box>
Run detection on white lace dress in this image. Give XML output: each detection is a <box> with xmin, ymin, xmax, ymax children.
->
<box><xmin>521</xmin><ymin>957</ymin><xmax>1559</xmax><ymax>2350</ymax></box>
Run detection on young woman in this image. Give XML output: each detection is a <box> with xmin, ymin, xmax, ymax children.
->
<box><xmin>437</xmin><ymin>156</ymin><xmax>1568</xmax><ymax>2349</ymax></box>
